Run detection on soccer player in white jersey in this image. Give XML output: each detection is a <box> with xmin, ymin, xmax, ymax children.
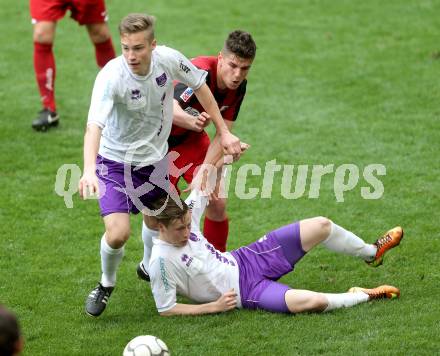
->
<box><xmin>148</xmin><ymin>191</ymin><xmax>403</xmax><ymax>316</ymax></box>
<box><xmin>80</xmin><ymin>13</ymin><xmax>243</xmax><ymax>317</ymax></box>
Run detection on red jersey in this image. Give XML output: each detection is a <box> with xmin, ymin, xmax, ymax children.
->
<box><xmin>169</xmin><ymin>56</ymin><xmax>246</xmax><ymax>146</ymax></box>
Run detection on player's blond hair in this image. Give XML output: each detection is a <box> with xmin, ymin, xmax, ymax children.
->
<box><xmin>119</xmin><ymin>13</ymin><xmax>155</xmax><ymax>42</ymax></box>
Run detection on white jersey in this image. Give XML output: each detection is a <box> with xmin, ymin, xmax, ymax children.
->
<box><xmin>87</xmin><ymin>45</ymin><xmax>207</xmax><ymax>166</ymax></box>
<box><xmin>149</xmin><ymin>193</ymin><xmax>241</xmax><ymax>313</ymax></box>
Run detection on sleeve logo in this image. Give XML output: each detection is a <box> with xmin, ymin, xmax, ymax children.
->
<box><xmin>179</xmin><ymin>60</ymin><xmax>191</xmax><ymax>73</ymax></box>
<box><xmin>180</xmin><ymin>87</ymin><xmax>194</xmax><ymax>102</ymax></box>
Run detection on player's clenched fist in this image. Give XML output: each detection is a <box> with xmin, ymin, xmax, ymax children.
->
<box><xmin>222</xmin><ymin>141</ymin><xmax>250</xmax><ymax>165</ymax></box>
<box><xmin>192</xmin><ymin>112</ymin><xmax>211</xmax><ymax>132</ymax></box>
<box><xmin>220</xmin><ymin>131</ymin><xmax>241</xmax><ymax>156</ymax></box>
<box><xmin>79</xmin><ymin>170</ymin><xmax>100</xmax><ymax>199</ymax></box>
<box><xmin>215</xmin><ymin>289</ymin><xmax>237</xmax><ymax>312</ymax></box>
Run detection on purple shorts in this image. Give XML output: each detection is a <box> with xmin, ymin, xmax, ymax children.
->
<box><xmin>96</xmin><ymin>155</ymin><xmax>168</xmax><ymax>216</ymax></box>
<box><xmin>231</xmin><ymin>222</ymin><xmax>306</xmax><ymax>313</ymax></box>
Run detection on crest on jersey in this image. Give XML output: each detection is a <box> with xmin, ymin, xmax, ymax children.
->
<box><xmin>131</xmin><ymin>89</ymin><xmax>141</xmax><ymax>100</ymax></box>
<box><xmin>181</xmin><ymin>254</ymin><xmax>194</xmax><ymax>267</ymax></box>
<box><xmin>155</xmin><ymin>72</ymin><xmax>167</xmax><ymax>87</ymax></box>
<box><xmin>180</xmin><ymin>87</ymin><xmax>194</xmax><ymax>102</ymax></box>
<box><xmin>128</xmin><ymin>89</ymin><xmax>146</xmax><ymax>110</ymax></box>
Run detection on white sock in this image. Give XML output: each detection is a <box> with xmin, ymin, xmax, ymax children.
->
<box><xmin>323</xmin><ymin>292</ymin><xmax>369</xmax><ymax>312</ymax></box>
<box><xmin>322</xmin><ymin>222</ymin><xmax>377</xmax><ymax>261</ymax></box>
<box><xmin>141</xmin><ymin>222</ymin><xmax>159</xmax><ymax>273</ymax></box>
<box><xmin>100</xmin><ymin>235</ymin><xmax>124</xmax><ymax>287</ymax></box>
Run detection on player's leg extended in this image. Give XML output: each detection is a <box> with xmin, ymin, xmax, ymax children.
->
<box><xmin>284</xmin><ymin>285</ymin><xmax>399</xmax><ymax>314</ymax></box>
<box><xmin>254</xmin><ymin>279</ymin><xmax>399</xmax><ymax>314</ymax></box>
<box><xmin>300</xmin><ymin>218</ymin><xmax>403</xmax><ymax>265</ymax></box>
<box><xmin>32</xmin><ymin>21</ymin><xmax>59</xmax><ymax>130</ymax></box>
<box><xmin>253</xmin><ymin>280</ymin><xmax>397</xmax><ymax>314</ymax></box>
<box><xmin>255</xmin><ymin>220</ymin><xmax>402</xmax><ymax>314</ymax></box>
<box><xmin>85</xmin><ymin>23</ymin><xmax>115</xmax><ymax>68</ymax></box>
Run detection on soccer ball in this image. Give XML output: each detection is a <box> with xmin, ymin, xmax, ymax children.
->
<box><xmin>123</xmin><ymin>335</ymin><xmax>170</xmax><ymax>356</ymax></box>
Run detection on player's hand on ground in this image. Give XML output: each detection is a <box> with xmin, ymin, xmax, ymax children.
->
<box><xmin>215</xmin><ymin>289</ymin><xmax>237</xmax><ymax>312</ymax></box>
<box><xmin>78</xmin><ymin>170</ymin><xmax>100</xmax><ymax>199</ymax></box>
<box><xmin>220</xmin><ymin>131</ymin><xmax>241</xmax><ymax>158</ymax></box>
<box><xmin>191</xmin><ymin>112</ymin><xmax>211</xmax><ymax>132</ymax></box>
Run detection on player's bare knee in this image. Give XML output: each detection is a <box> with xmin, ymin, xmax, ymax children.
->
<box><xmin>33</xmin><ymin>27</ymin><xmax>54</xmax><ymax>44</ymax></box>
<box><xmin>313</xmin><ymin>294</ymin><xmax>329</xmax><ymax>312</ymax></box>
<box><xmin>105</xmin><ymin>225</ymin><xmax>130</xmax><ymax>247</ymax></box>
<box><xmin>314</xmin><ymin>216</ymin><xmax>332</xmax><ymax>240</ymax></box>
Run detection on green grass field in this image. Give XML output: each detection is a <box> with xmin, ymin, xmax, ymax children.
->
<box><xmin>1</xmin><ymin>0</ymin><xmax>440</xmax><ymax>354</ymax></box>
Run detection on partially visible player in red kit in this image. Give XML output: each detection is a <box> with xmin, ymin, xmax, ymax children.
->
<box><xmin>30</xmin><ymin>0</ymin><xmax>116</xmax><ymax>131</ymax></box>
<box><xmin>170</xmin><ymin>30</ymin><xmax>256</xmax><ymax>251</ymax></box>
<box><xmin>136</xmin><ymin>31</ymin><xmax>255</xmax><ymax>280</ymax></box>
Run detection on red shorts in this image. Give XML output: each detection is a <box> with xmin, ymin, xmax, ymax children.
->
<box><xmin>30</xmin><ymin>0</ymin><xmax>108</xmax><ymax>25</ymax></box>
<box><xmin>168</xmin><ymin>131</ymin><xmax>211</xmax><ymax>189</ymax></box>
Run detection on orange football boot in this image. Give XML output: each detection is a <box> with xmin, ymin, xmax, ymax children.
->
<box><xmin>348</xmin><ymin>285</ymin><xmax>400</xmax><ymax>300</ymax></box>
<box><xmin>368</xmin><ymin>226</ymin><xmax>403</xmax><ymax>267</ymax></box>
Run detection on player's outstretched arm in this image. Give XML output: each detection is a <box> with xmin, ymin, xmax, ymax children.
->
<box><xmin>159</xmin><ymin>289</ymin><xmax>237</xmax><ymax>316</ymax></box>
<box><xmin>203</xmin><ymin>119</ymin><xmax>233</xmax><ymax>166</ymax></box>
<box><xmin>79</xmin><ymin>123</ymin><xmax>102</xmax><ymax>199</ymax></box>
<box><xmin>193</xmin><ymin>84</ymin><xmax>241</xmax><ymax>156</ymax></box>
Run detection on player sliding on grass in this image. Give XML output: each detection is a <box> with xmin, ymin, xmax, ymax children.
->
<box><xmin>147</xmin><ymin>191</ymin><xmax>403</xmax><ymax>315</ymax></box>
<box><xmin>80</xmin><ymin>13</ymin><xmax>243</xmax><ymax>317</ymax></box>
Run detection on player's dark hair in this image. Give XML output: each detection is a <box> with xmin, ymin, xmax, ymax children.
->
<box><xmin>0</xmin><ymin>305</ymin><xmax>21</xmax><ymax>356</ymax></box>
<box><xmin>149</xmin><ymin>196</ymin><xmax>189</xmax><ymax>227</ymax></box>
<box><xmin>222</xmin><ymin>30</ymin><xmax>257</xmax><ymax>59</ymax></box>
<box><xmin>119</xmin><ymin>13</ymin><xmax>155</xmax><ymax>42</ymax></box>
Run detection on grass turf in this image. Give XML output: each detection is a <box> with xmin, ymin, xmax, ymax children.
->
<box><xmin>1</xmin><ymin>0</ymin><xmax>439</xmax><ymax>354</ymax></box>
